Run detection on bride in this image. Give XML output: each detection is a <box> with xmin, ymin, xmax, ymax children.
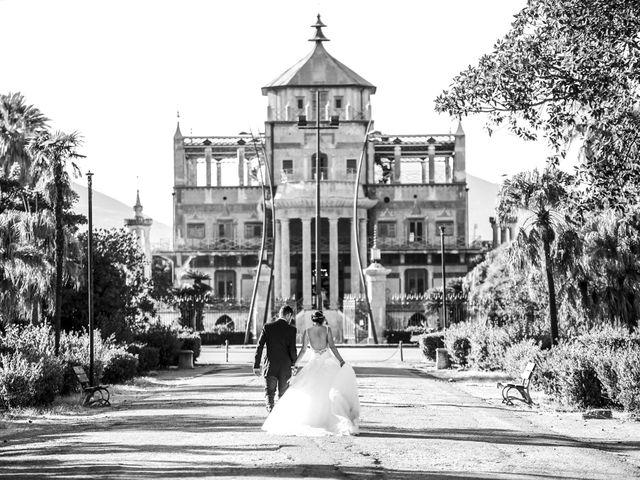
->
<box><xmin>261</xmin><ymin>310</ymin><xmax>360</xmax><ymax>436</ymax></box>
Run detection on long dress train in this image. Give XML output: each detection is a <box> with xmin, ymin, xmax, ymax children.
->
<box><xmin>261</xmin><ymin>349</ymin><xmax>360</xmax><ymax>436</ymax></box>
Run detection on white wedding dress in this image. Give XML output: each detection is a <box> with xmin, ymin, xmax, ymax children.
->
<box><xmin>261</xmin><ymin>343</ymin><xmax>360</xmax><ymax>436</ymax></box>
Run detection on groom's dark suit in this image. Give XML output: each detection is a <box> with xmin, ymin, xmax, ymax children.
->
<box><xmin>253</xmin><ymin>317</ymin><xmax>297</xmax><ymax>411</ymax></box>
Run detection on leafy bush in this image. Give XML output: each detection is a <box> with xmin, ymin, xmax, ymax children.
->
<box><xmin>383</xmin><ymin>330</ymin><xmax>412</xmax><ymax>344</ymax></box>
<box><xmin>503</xmin><ymin>339</ymin><xmax>543</xmax><ymax>379</ymax></box>
<box><xmin>178</xmin><ymin>330</ymin><xmax>202</xmax><ymax>362</ymax></box>
<box><xmin>0</xmin><ymin>325</ymin><xmax>64</xmax><ymax>405</ymax></box>
<box><xmin>418</xmin><ymin>333</ymin><xmax>444</xmax><ymax>361</ymax></box>
<box><xmin>135</xmin><ymin>322</ymin><xmax>181</xmax><ymax>366</ymax></box>
<box><xmin>101</xmin><ymin>352</ymin><xmax>139</xmax><ymax>384</ymax></box>
<box><xmin>443</xmin><ymin>322</ymin><xmax>475</xmax><ymax>366</ymax></box>
<box><xmin>58</xmin><ymin>329</ymin><xmax>113</xmax><ymax>394</ymax></box>
<box><xmin>0</xmin><ymin>351</ymin><xmax>63</xmax><ymax>408</ymax></box>
<box><xmin>200</xmin><ymin>329</ymin><xmax>249</xmax><ymax>345</ymax></box>
<box><xmin>469</xmin><ymin>327</ymin><xmax>510</xmax><ymax>371</ymax></box>
<box><xmin>614</xmin><ymin>345</ymin><xmax>640</xmax><ymax>413</ymax></box>
<box><xmin>127</xmin><ymin>344</ymin><xmax>160</xmax><ymax>373</ymax></box>
<box><xmin>537</xmin><ymin>342</ymin><xmax>606</xmax><ymax>409</ymax></box>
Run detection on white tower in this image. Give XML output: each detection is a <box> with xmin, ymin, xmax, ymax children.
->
<box><xmin>125</xmin><ymin>190</ymin><xmax>153</xmax><ymax>278</ymax></box>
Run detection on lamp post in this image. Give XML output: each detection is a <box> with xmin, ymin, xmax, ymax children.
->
<box><xmin>439</xmin><ymin>225</ymin><xmax>448</xmax><ymax>329</ymax></box>
<box><xmin>298</xmin><ymin>90</ymin><xmax>339</xmax><ymax>311</ymax></box>
<box><xmin>87</xmin><ymin>171</ymin><xmax>95</xmax><ymax>386</ymax></box>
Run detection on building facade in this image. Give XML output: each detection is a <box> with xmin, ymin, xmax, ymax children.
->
<box><xmin>167</xmin><ymin>16</ymin><xmax>482</xmax><ymax>331</ymax></box>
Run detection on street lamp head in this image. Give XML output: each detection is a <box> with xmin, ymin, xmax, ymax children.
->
<box><xmin>297</xmin><ymin>115</ymin><xmax>308</xmax><ymax>127</ymax></box>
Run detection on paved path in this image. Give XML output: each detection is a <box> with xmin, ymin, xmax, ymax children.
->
<box><xmin>1</xmin><ymin>359</ymin><xmax>639</xmax><ymax>479</ymax></box>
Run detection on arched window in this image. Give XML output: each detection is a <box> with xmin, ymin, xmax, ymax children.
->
<box><xmin>215</xmin><ymin>315</ymin><xmax>235</xmax><ymax>331</ymax></box>
<box><xmin>407</xmin><ymin>313</ymin><xmax>426</xmax><ymax>327</ymax></box>
<box><xmin>311</xmin><ymin>152</ymin><xmax>328</xmax><ymax>180</ymax></box>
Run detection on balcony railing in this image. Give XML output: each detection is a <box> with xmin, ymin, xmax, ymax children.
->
<box><xmin>374</xmin><ymin>236</ymin><xmax>467</xmax><ymax>250</ymax></box>
<box><xmin>267</xmin><ymin>105</ymin><xmax>370</xmax><ymax>122</ymax></box>
<box><xmin>180</xmin><ymin>237</ymin><xmax>273</xmax><ymax>252</ymax></box>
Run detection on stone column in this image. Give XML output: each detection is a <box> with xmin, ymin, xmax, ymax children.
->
<box><xmin>428</xmin><ymin>151</ymin><xmax>435</xmax><ymax>184</ymax></box>
<box><xmin>444</xmin><ymin>156</ymin><xmax>451</xmax><ymax>183</ymax></box>
<box><xmin>350</xmin><ymin>217</ymin><xmax>361</xmax><ymax>294</ymax></box>
<box><xmin>364</xmin><ymin>262</ymin><xmax>391</xmax><ymax>343</ymax></box>
<box><xmin>359</xmin><ymin>218</ymin><xmax>367</xmax><ymax>268</ymax></box>
<box><xmin>205</xmin><ymin>147</ymin><xmax>212</xmax><ymax>186</ymax></box>
<box><xmin>237</xmin><ymin>146</ymin><xmax>245</xmax><ymax>186</ymax></box>
<box><xmin>421</xmin><ymin>157</ymin><xmax>428</xmax><ymax>184</ymax></box>
<box><xmin>451</xmin><ymin>155</ymin><xmax>458</xmax><ymax>182</ymax></box>
<box><xmin>274</xmin><ymin>220</ymin><xmax>282</xmax><ymax>300</ymax></box>
<box><xmin>253</xmin><ymin>264</ymin><xmax>272</xmax><ymax>341</ymax></box>
<box><xmin>490</xmin><ymin>217</ymin><xmax>498</xmax><ymax>248</ymax></box>
<box><xmin>216</xmin><ymin>160</ymin><xmax>222</xmax><ymax>187</ymax></box>
<box><xmin>281</xmin><ymin>217</ymin><xmax>291</xmax><ymax>299</ymax></box>
<box><xmin>302</xmin><ymin>218</ymin><xmax>312</xmax><ymax>309</ymax></box>
<box><xmin>393</xmin><ymin>145</ymin><xmax>402</xmax><ymax>183</ymax></box>
<box><xmin>329</xmin><ymin>217</ymin><xmax>339</xmax><ymax>309</ymax></box>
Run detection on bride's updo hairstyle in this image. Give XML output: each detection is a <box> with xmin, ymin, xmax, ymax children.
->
<box><xmin>311</xmin><ymin>311</ymin><xmax>326</xmax><ymax>325</ymax></box>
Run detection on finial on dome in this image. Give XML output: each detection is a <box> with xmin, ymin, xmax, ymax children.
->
<box><xmin>174</xmin><ymin>110</ymin><xmax>182</xmax><ymax>138</ymax></box>
<box><xmin>134</xmin><ymin>189</ymin><xmax>143</xmax><ymax>217</ymax></box>
<box><xmin>309</xmin><ymin>13</ymin><xmax>329</xmax><ymax>43</ymax></box>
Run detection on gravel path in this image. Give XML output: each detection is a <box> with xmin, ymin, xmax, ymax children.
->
<box><xmin>0</xmin><ymin>360</ymin><xmax>638</xmax><ymax>479</ymax></box>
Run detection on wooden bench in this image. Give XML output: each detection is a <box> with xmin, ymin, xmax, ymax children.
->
<box><xmin>73</xmin><ymin>366</ymin><xmax>110</xmax><ymax>407</ymax></box>
<box><xmin>498</xmin><ymin>361</ymin><xmax>536</xmax><ymax>406</ymax></box>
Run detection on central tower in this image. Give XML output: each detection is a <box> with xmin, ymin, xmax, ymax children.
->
<box><xmin>262</xmin><ymin>15</ymin><xmax>378</xmax><ymax>312</ymax></box>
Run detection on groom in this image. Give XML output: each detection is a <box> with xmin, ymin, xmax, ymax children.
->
<box><xmin>253</xmin><ymin>305</ymin><xmax>297</xmax><ymax>412</ymax></box>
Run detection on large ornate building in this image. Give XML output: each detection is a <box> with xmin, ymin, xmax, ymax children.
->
<box><xmin>168</xmin><ymin>16</ymin><xmax>482</xmax><ymax>331</ymax></box>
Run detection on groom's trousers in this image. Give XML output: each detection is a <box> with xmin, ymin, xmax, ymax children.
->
<box><xmin>265</xmin><ymin>370</ymin><xmax>291</xmax><ymax>410</ymax></box>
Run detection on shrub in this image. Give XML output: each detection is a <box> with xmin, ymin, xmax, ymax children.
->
<box><xmin>419</xmin><ymin>333</ymin><xmax>444</xmax><ymax>361</ymax></box>
<box><xmin>200</xmin><ymin>330</ymin><xmax>250</xmax><ymax>345</ymax></box>
<box><xmin>538</xmin><ymin>342</ymin><xmax>606</xmax><ymax>409</ymax></box>
<box><xmin>0</xmin><ymin>353</ymin><xmax>42</xmax><ymax>408</ymax></box>
<box><xmin>383</xmin><ymin>330</ymin><xmax>411</xmax><ymax>344</ymax></box>
<box><xmin>58</xmin><ymin>329</ymin><xmax>110</xmax><ymax>394</ymax></box>
<box><xmin>613</xmin><ymin>345</ymin><xmax>640</xmax><ymax>413</ymax></box>
<box><xmin>101</xmin><ymin>352</ymin><xmax>139</xmax><ymax>384</ymax></box>
<box><xmin>0</xmin><ymin>351</ymin><xmax>63</xmax><ymax>408</ymax></box>
<box><xmin>127</xmin><ymin>344</ymin><xmax>160</xmax><ymax>373</ymax></box>
<box><xmin>135</xmin><ymin>322</ymin><xmax>181</xmax><ymax>366</ymax></box>
<box><xmin>0</xmin><ymin>325</ymin><xmax>64</xmax><ymax>404</ymax></box>
<box><xmin>469</xmin><ymin>327</ymin><xmax>510</xmax><ymax>371</ymax></box>
<box><xmin>178</xmin><ymin>330</ymin><xmax>202</xmax><ymax>362</ymax></box>
<box><xmin>443</xmin><ymin>322</ymin><xmax>475</xmax><ymax>366</ymax></box>
<box><xmin>503</xmin><ymin>339</ymin><xmax>543</xmax><ymax>379</ymax></box>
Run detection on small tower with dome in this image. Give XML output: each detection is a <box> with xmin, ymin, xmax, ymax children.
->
<box><xmin>125</xmin><ymin>190</ymin><xmax>154</xmax><ymax>278</ymax></box>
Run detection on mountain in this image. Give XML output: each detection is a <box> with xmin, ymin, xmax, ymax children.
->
<box><xmin>71</xmin><ymin>182</ymin><xmax>172</xmax><ymax>248</ymax></box>
<box><xmin>466</xmin><ymin>174</ymin><xmax>500</xmax><ymax>241</ymax></box>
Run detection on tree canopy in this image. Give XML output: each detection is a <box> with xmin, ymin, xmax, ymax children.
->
<box><xmin>435</xmin><ymin>0</ymin><xmax>640</xmax><ymax>214</ymax></box>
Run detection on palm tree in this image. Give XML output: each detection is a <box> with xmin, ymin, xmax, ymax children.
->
<box><xmin>0</xmin><ymin>93</ymin><xmax>51</xmax><ymax>327</ymax></box>
<box><xmin>29</xmin><ymin>130</ymin><xmax>83</xmax><ymax>353</ymax></box>
<box><xmin>0</xmin><ymin>92</ymin><xmax>48</xmax><ymax>185</ymax></box>
<box><xmin>496</xmin><ymin>167</ymin><xmax>572</xmax><ymax>345</ymax></box>
<box><xmin>173</xmin><ymin>269</ymin><xmax>212</xmax><ymax>330</ymax></box>
<box><xmin>580</xmin><ymin>210</ymin><xmax>640</xmax><ymax>330</ymax></box>
<box><xmin>0</xmin><ymin>208</ymin><xmax>56</xmax><ymax>327</ymax></box>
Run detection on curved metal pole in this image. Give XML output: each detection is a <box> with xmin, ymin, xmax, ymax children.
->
<box><xmin>352</xmin><ymin>121</ymin><xmax>378</xmax><ymax>344</ymax></box>
<box><xmin>244</xmin><ymin>148</ymin><xmax>269</xmax><ymax>344</ymax></box>
<box><xmin>259</xmin><ymin>133</ymin><xmax>277</xmax><ymax>325</ymax></box>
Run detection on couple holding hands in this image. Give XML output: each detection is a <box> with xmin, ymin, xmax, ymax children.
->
<box><xmin>253</xmin><ymin>306</ymin><xmax>360</xmax><ymax>436</ymax></box>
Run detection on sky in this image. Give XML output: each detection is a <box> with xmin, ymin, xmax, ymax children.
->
<box><xmin>0</xmin><ymin>0</ymin><xmax>553</xmax><ymax>226</ymax></box>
